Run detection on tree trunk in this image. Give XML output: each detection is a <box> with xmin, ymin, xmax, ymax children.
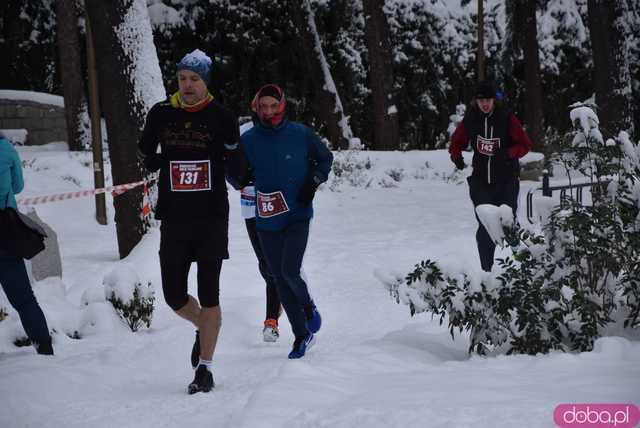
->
<box><xmin>500</xmin><ymin>0</ymin><xmax>517</xmax><ymax>101</ymax></box>
<box><xmin>1</xmin><ymin>1</ymin><xmax>24</xmax><ymax>89</ymax></box>
<box><xmin>587</xmin><ymin>0</ymin><xmax>633</xmax><ymax>134</ymax></box>
<box><xmin>521</xmin><ymin>0</ymin><xmax>544</xmax><ymax>151</ymax></box>
<box><xmin>502</xmin><ymin>1</ymin><xmax>543</xmax><ymax>151</ymax></box>
<box><xmin>631</xmin><ymin>1</ymin><xmax>640</xmax><ymax>134</ymax></box>
<box><xmin>477</xmin><ymin>0</ymin><xmax>485</xmax><ymax>81</ymax></box>
<box><xmin>362</xmin><ymin>0</ymin><xmax>400</xmax><ymax>151</ymax></box>
<box><xmin>607</xmin><ymin>0</ymin><xmax>633</xmax><ymax>134</ymax></box>
<box><xmin>55</xmin><ymin>0</ymin><xmax>85</xmax><ymax>151</ymax></box>
<box><xmin>290</xmin><ymin>0</ymin><xmax>353</xmax><ymax>149</ymax></box>
<box><xmin>85</xmin><ymin>0</ymin><xmax>165</xmax><ymax>258</ymax></box>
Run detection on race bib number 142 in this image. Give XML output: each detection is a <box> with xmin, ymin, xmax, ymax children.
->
<box><xmin>476</xmin><ymin>136</ymin><xmax>501</xmax><ymax>156</ymax></box>
<box><xmin>170</xmin><ymin>160</ymin><xmax>211</xmax><ymax>192</ymax></box>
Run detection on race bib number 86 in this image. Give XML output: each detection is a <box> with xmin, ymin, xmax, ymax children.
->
<box><xmin>170</xmin><ymin>160</ymin><xmax>211</xmax><ymax>192</ymax></box>
<box><xmin>257</xmin><ymin>191</ymin><xmax>289</xmax><ymax>218</ymax></box>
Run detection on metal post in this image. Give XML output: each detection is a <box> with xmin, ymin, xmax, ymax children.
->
<box><xmin>477</xmin><ymin>0</ymin><xmax>485</xmax><ymax>81</ymax></box>
<box><xmin>542</xmin><ymin>169</ymin><xmax>551</xmax><ymax>197</ymax></box>
<box><xmin>85</xmin><ymin>12</ymin><xmax>107</xmax><ymax>225</ymax></box>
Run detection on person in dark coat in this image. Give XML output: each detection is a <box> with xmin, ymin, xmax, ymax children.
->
<box><xmin>0</xmin><ymin>134</ymin><xmax>53</xmax><ymax>355</ymax></box>
<box><xmin>449</xmin><ymin>80</ymin><xmax>532</xmax><ymax>272</ymax></box>
<box><xmin>138</xmin><ymin>49</ymin><xmax>245</xmax><ymax>394</ymax></box>
<box><xmin>239</xmin><ymin>84</ymin><xmax>333</xmax><ymax>359</ymax></box>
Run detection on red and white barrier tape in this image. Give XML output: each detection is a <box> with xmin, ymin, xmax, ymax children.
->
<box><xmin>17</xmin><ymin>179</ymin><xmax>155</xmax><ymax>206</ymax></box>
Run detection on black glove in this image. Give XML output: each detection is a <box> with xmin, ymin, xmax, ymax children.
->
<box><xmin>297</xmin><ymin>179</ymin><xmax>319</xmax><ymax>206</ymax></box>
<box><xmin>143</xmin><ymin>153</ymin><xmax>166</xmax><ymax>172</ymax></box>
<box><xmin>453</xmin><ymin>156</ymin><xmax>466</xmax><ymax>170</ymax></box>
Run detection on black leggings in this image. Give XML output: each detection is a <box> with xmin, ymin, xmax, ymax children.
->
<box><xmin>258</xmin><ymin>220</ymin><xmax>312</xmax><ymax>339</ymax></box>
<box><xmin>468</xmin><ymin>175</ymin><xmax>519</xmax><ymax>272</ymax></box>
<box><xmin>159</xmin><ymin>224</ymin><xmax>224</xmax><ymax>310</ymax></box>
<box><xmin>245</xmin><ymin>218</ymin><xmax>280</xmax><ymax>320</ymax></box>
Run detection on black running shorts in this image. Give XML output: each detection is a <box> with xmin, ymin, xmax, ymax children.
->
<box><xmin>159</xmin><ymin>221</ymin><xmax>226</xmax><ymax>310</ymax></box>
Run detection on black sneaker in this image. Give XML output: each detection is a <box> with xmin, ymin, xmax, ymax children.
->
<box><xmin>188</xmin><ymin>365</ymin><xmax>214</xmax><ymax>394</ymax></box>
<box><xmin>191</xmin><ymin>330</ymin><xmax>200</xmax><ymax>368</ymax></box>
<box><xmin>35</xmin><ymin>337</ymin><xmax>54</xmax><ymax>355</ymax></box>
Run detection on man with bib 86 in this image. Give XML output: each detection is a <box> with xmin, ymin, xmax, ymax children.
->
<box><xmin>239</xmin><ymin>84</ymin><xmax>333</xmax><ymax>359</ymax></box>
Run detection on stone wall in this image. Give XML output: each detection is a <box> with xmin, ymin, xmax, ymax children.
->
<box><xmin>0</xmin><ymin>98</ymin><xmax>67</xmax><ymax>145</ymax></box>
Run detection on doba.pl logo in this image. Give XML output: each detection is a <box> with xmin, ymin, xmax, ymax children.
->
<box><xmin>554</xmin><ymin>404</ymin><xmax>640</xmax><ymax>427</ymax></box>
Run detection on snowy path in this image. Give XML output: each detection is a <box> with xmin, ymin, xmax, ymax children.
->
<box><xmin>1</xmin><ymin>149</ymin><xmax>638</xmax><ymax>428</ymax></box>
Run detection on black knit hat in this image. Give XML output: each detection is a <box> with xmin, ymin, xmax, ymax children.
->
<box><xmin>257</xmin><ymin>84</ymin><xmax>283</xmax><ymax>101</ymax></box>
<box><xmin>474</xmin><ymin>80</ymin><xmax>496</xmax><ymax>99</ymax></box>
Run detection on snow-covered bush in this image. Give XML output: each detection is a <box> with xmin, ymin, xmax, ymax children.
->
<box><xmin>329</xmin><ymin>150</ymin><xmax>373</xmax><ymax>190</ymax></box>
<box><xmin>0</xmin><ymin>307</ymin><xmax>7</xmax><ymax>322</ymax></box>
<box><xmin>385</xmin><ymin>168</ymin><xmax>405</xmax><ymax>183</ymax></box>
<box><xmin>386</xmin><ymin>105</ymin><xmax>640</xmax><ymax>354</ymax></box>
<box><xmin>103</xmin><ymin>265</ymin><xmax>155</xmax><ymax>332</ymax></box>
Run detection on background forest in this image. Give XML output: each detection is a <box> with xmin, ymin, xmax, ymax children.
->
<box><xmin>1</xmin><ymin>0</ymin><xmax>639</xmax><ymax>151</ymax></box>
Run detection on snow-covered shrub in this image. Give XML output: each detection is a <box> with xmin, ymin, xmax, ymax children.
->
<box><xmin>103</xmin><ymin>265</ymin><xmax>155</xmax><ymax>332</ymax></box>
<box><xmin>386</xmin><ymin>105</ymin><xmax>640</xmax><ymax>354</ymax></box>
<box><xmin>0</xmin><ymin>307</ymin><xmax>7</xmax><ymax>322</ymax></box>
<box><xmin>431</xmin><ymin>168</ymin><xmax>466</xmax><ymax>185</ymax></box>
<box><xmin>385</xmin><ymin>168</ymin><xmax>405</xmax><ymax>183</ymax></box>
<box><xmin>329</xmin><ymin>150</ymin><xmax>373</xmax><ymax>190</ymax></box>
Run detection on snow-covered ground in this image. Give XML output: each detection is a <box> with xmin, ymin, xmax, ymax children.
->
<box><xmin>1</xmin><ymin>144</ymin><xmax>638</xmax><ymax>428</ymax></box>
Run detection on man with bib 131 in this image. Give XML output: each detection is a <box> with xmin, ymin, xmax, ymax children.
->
<box><xmin>239</xmin><ymin>84</ymin><xmax>333</xmax><ymax>359</ymax></box>
<box><xmin>448</xmin><ymin>79</ymin><xmax>532</xmax><ymax>272</ymax></box>
<box><xmin>138</xmin><ymin>49</ymin><xmax>245</xmax><ymax>394</ymax></box>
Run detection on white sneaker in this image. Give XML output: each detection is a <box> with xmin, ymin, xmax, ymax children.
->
<box><xmin>263</xmin><ymin>319</ymin><xmax>279</xmax><ymax>342</ymax></box>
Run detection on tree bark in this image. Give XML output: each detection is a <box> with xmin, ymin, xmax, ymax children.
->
<box><xmin>500</xmin><ymin>0</ymin><xmax>517</xmax><ymax>101</ymax></box>
<box><xmin>55</xmin><ymin>0</ymin><xmax>85</xmax><ymax>151</ymax></box>
<box><xmin>85</xmin><ymin>0</ymin><xmax>165</xmax><ymax>258</ymax></box>
<box><xmin>362</xmin><ymin>0</ymin><xmax>400</xmax><ymax>151</ymax></box>
<box><xmin>290</xmin><ymin>0</ymin><xmax>353</xmax><ymax>149</ymax></box>
<box><xmin>477</xmin><ymin>0</ymin><xmax>485</xmax><ymax>81</ymax></box>
<box><xmin>1</xmin><ymin>1</ymin><xmax>25</xmax><ymax>89</ymax></box>
<box><xmin>521</xmin><ymin>0</ymin><xmax>544</xmax><ymax>151</ymax></box>
<box><xmin>502</xmin><ymin>1</ymin><xmax>543</xmax><ymax>151</ymax></box>
<box><xmin>587</xmin><ymin>0</ymin><xmax>633</xmax><ymax>133</ymax></box>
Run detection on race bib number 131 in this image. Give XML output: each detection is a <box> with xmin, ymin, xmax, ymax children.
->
<box><xmin>170</xmin><ymin>160</ymin><xmax>211</xmax><ymax>192</ymax></box>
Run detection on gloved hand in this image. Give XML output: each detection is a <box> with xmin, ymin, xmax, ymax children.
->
<box><xmin>143</xmin><ymin>153</ymin><xmax>166</xmax><ymax>172</ymax></box>
<box><xmin>453</xmin><ymin>156</ymin><xmax>466</xmax><ymax>170</ymax></box>
<box><xmin>297</xmin><ymin>179</ymin><xmax>319</xmax><ymax>206</ymax></box>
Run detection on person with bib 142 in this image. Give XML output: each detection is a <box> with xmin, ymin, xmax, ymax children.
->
<box><xmin>448</xmin><ymin>79</ymin><xmax>532</xmax><ymax>272</ymax></box>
